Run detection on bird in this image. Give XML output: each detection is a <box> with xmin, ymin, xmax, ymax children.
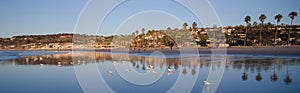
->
<box><xmin>147</xmin><ymin>65</ymin><xmax>154</xmax><ymax>70</ymax></box>
<box><xmin>77</xmin><ymin>60</ymin><xmax>81</xmax><ymax>64</ymax></box>
<box><xmin>125</xmin><ymin>69</ymin><xmax>131</xmax><ymax>73</ymax></box>
<box><xmin>167</xmin><ymin>66</ymin><xmax>173</xmax><ymax>72</ymax></box>
<box><xmin>109</xmin><ymin>69</ymin><xmax>113</xmax><ymax>77</ymax></box>
<box><xmin>109</xmin><ymin>69</ymin><xmax>113</xmax><ymax>74</ymax></box>
<box><xmin>57</xmin><ymin>61</ymin><xmax>62</xmax><ymax>67</ymax></box>
<box><xmin>203</xmin><ymin>80</ymin><xmax>213</xmax><ymax>87</ymax></box>
<box><xmin>167</xmin><ymin>66</ymin><xmax>173</xmax><ymax>75</ymax></box>
<box><xmin>113</xmin><ymin>61</ymin><xmax>118</xmax><ymax>66</ymax></box>
<box><xmin>40</xmin><ymin>63</ymin><xmax>44</xmax><ymax>68</ymax></box>
<box><xmin>39</xmin><ymin>57</ymin><xmax>43</xmax><ymax>61</ymax></box>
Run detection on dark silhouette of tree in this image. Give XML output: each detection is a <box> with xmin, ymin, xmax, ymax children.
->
<box><xmin>274</xmin><ymin>14</ymin><xmax>283</xmax><ymax>44</ymax></box>
<box><xmin>192</xmin><ymin>22</ymin><xmax>198</xmax><ymax>31</ymax></box>
<box><xmin>244</xmin><ymin>16</ymin><xmax>251</xmax><ymax>46</ymax></box>
<box><xmin>288</xmin><ymin>11</ymin><xmax>297</xmax><ymax>46</ymax></box>
<box><xmin>259</xmin><ymin>14</ymin><xmax>267</xmax><ymax>46</ymax></box>
<box><xmin>242</xmin><ymin>60</ymin><xmax>248</xmax><ymax>80</ymax></box>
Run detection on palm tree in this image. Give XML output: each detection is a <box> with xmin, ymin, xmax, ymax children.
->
<box><xmin>274</xmin><ymin>14</ymin><xmax>283</xmax><ymax>45</ymax></box>
<box><xmin>141</xmin><ymin>28</ymin><xmax>145</xmax><ymax>35</ymax></box>
<box><xmin>259</xmin><ymin>14</ymin><xmax>267</xmax><ymax>46</ymax></box>
<box><xmin>244</xmin><ymin>16</ymin><xmax>251</xmax><ymax>46</ymax></box>
<box><xmin>135</xmin><ymin>30</ymin><xmax>140</xmax><ymax>51</ymax></box>
<box><xmin>183</xmin><ymin>22</ymin><xmax>188</xmax><ymax>30</ymax></box>
<box><xmin>288</xmin><ymin>11</ymin><xmax>297</xmax><ymax>46</ymax></box>
<box><xmin>192</xmin><ymin>22</ymin><xmax>198</xmax><ymax>31</ymax></box>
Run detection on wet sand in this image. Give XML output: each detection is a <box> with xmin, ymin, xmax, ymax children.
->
<box><xmin>1</xmin><ymin>46</ymin><xmax>299</xmax><ymax>57</ymax></box>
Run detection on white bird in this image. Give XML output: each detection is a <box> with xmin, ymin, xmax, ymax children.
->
<box><xmin>147</xmin><ymin>65</ymin><xmax>154</xmax><ymax>70</ymax></box>
<box><xmin>167</xmin><ymin>67</ymin><xmax>173</xmax><ymax>72</ymax></box>
<box><xmin>203</xmin><ymin>80</ymin><xmax>213</xmax><ymax>87</ymax></box>
<box><xmin>109</xmin><ymin>69</ymin><xmax>113</xmax><ymax>77</ymax></box>
<box><xmin>77</xmin><ymin>60</ymin><xmax>81</xmax><ymax>64</ymax></box>
<box><xmin>152</xmin><ymin>70</ymin><xmax>157</xmax><ymax>74</ymax></box>
<box><xmin>125</xmin><ymin>69</ymin><xmax>131</xmax><ymax>73</ymax></box>
<box><xmin>57</xmin><ymin>61</ymin><xmax>62</xmax><ymax>67</ymax></box>
<box><xmin>109</xmin><ymin>70</ymin><xmax>113</xmax><ymax>74</ymax></box>
<box><xmin>167</xmin><ymin>67</ymin><xmax>173</xmax><ymax>75</ymax></box>
<box><xmin>40</xmin><ymin>63</ymin><xmax>44</xmax><ymax>68</ymax></box>
<box><xmin>113</xmin><ymin>61</ymin><xmax>118</xmax><ymax>66</ymax></box>
<box><xmin>39</xmin><ymin>57</ymin><xmax>43</xmax><ymax>61</ymax></box>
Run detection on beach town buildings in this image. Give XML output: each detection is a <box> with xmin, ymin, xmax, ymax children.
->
<box><xmin>0</xmin><ymin>24</ymin><xmax>299</xmax><ymax>50</ymax></box>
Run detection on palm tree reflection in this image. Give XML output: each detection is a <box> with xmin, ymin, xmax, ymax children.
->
<box><xmin>284</xmin><ymin>62</ymin><xmax>292</xmax><ymax>84</ymax></box>
<box><xmin>242</xmin><ymin>60</ymin><xmax>248</xmax><ymax>80</ymax></box>
<box><xmin>256</xmin><ymin>62</ymin><xmax>262</xmax><ymax>81</ymax></box>
<box><xmin>270</xmin><ymin>62</ymin><xmax>278</xmax><ymax>81</ymax></box>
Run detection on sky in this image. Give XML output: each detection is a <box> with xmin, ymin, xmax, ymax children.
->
<box><xmin>0</xmin><ymin>0</ymin><xmax>299</xmax><ymax>38</ymax></box>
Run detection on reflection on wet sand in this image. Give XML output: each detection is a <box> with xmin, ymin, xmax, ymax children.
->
<box><xmin>6</xmin><ymin>52</ymin><xmax>300</xmax><ymax>83</ymax></box>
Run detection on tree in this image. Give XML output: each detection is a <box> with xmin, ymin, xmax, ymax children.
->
<box><xmin>183</xmin><ymin>22</ymin><xmax>188</xmax><ymax>30</ymax></box>
<box><xmin>244</xmin><ymin>16</ymin><xmax>251</xmax><ymax>46</ymax></box>
<box><xmin>274</xmin><ymin>14</ymin><xmax>283</xmax><ymax>44</ymax></box>
<box><xmin>192</xmin><ymin>22</ymin><xmax>198</xmax><ymax>31</ymax></box>
<box><xmin>288</xmin><ymin>11</ymin><xmax>297</xmax><ymax>46</ymax></box>
<box><xmin>141</xmin><ymin>28</ymin><xmax>145</xmax><ymax>35</ymax></box>
<box><xmin>259</xmin><ymin>14</ymin><xmax>267</xmax><ymax>46</ymax></box>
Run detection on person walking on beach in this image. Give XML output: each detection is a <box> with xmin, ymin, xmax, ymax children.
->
<box><xmin>170</xmin><ymin>42</ymin><xmax>174</xmax><ymax>50</ymax></box>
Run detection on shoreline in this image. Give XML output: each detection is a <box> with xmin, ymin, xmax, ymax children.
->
<box><xmin>1</xmin><ymin>46</ymin><xmax>299</xmax><ymax>57</ymax></box>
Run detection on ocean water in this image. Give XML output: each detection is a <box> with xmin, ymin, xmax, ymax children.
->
<box><xmin>0</xmin><ymin>51</ymin><xmax>299</xmax><ymax>93</ymax></box>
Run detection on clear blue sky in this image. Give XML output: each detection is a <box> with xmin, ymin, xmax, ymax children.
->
<box><xmin>0</xmin><ymin>0</ymin><xmax>299</xmax><ymax>38</ymax></box>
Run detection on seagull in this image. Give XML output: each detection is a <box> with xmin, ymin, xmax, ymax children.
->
<box><xmin>57</xmin><ymin>61</ymin><xmax>62</xmax><ymax>67</ymax></box>
<box><xmin>167</xmin><ymin>66</ymin><xmax>173</xmax><ymax>72</ymax></box>
<box><xmin>113</xmin><ymin>61</ymin><xmax>118</xmax><ymax>66</ymax></box>
<box><xmin>77</xmin><ymin>60</ymin><xmax>81</xmax><ymax>64</ymax></box>
<box><xmin>40</xmin><ymin>63</ymin><xmax>44</xmax><ymax>68</ymax></box>
<box><xmin>69</xmin><ymin>61</ymin><xmax>74</xmax><ymax>65</ymax></box>
<box><xmin>39</xmin><ymin>57</ymin><xmax>43</xmax><ymax>61</ymax></box>
<box><xmin>109</xmin><ymin>70</ymin><xmax>113</xmax><ymax>74</ymax></box>
<box><xmin>147</xmin><ymin>65</ymin><xmax>154</xmax><ymax>70</ymax></box>
<box><xmin>152</xmin><ymin>70</ymin><xmax>157</xmax><ymax>74</ymax></box>
<box><xmin>167</xmin><ymin>66</ymin><xmax>173</xmax><ymax>75</ymax></box>
<box><xmin>109</xmin><ymin>69</ymin><xmax>113</xmax><ymax>77</ymax></box>
<box><xmin>125</xmin><ymin>69</ymin><xmax>131</xmax><ymax>73</ymax></box>
<box><xmin>203</xmin><ymin>80</ymin><xmax>213</xmax><ymax>87</ymax></box>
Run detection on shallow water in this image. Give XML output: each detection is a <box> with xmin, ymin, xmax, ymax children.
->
<box><xmin>0</xmin><ymin>51</ymin><xmax>299</xmax><ymax>93</ymax></box>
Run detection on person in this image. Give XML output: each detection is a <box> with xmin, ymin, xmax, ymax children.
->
<box><xmin>170</xmin><ymin>42</ymin><xmax>174</xmax><ymax>50</ymax></box>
